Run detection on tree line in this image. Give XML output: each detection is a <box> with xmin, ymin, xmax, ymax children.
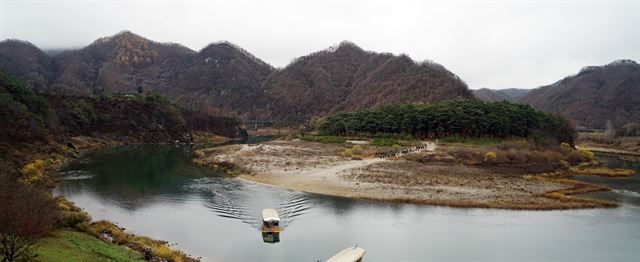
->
<box><xmin>317</xmin><ymin>99</ymin><xmax>576</xmax><ymax>145</ymax></box>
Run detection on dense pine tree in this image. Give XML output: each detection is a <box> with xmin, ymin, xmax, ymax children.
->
<box><xmin>318</xmin><ymin>99</ymin><xmax>575</xmax><ymax>145</ymax></box>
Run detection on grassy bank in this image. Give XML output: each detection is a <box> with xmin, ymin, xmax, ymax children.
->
<box><xmin>34</xmin><ymin>230</ymin><xmax>144</xmax><ymax>262</ymax></box>
<box><xmin>568</xmin><ymin>167</ymin><xmax>636</xmax><ymax>177</ymax></box>
<box><xmin>578</xmin><ymin>133</ymin><xmax>640</xmax><ymax>154</ymax></box>
<box><xmin>6</xmin><ymin>141</ymin><xmax>197</xmax><ymax>262</ymax></box>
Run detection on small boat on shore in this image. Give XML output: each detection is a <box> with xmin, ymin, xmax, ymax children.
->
<box><xmin>327</xmin><ymin>246</ymin><xmax>365</xmax><ymax>262</ymax></box>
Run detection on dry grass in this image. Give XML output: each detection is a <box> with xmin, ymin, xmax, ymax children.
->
<box><xmin>87</xmin><ymin>221</ymin><xmax>196</xmax><ymax>262</ymax></box>
<box><xmin>20</xmin><ymin>154</ymin><xmax>68</xmax><ymax>186</ymax></box>
<box><xmin>196</xmin><ymin>139</ymin><xmax>623</xmax><ymax>210</ymax></box>
<box><xmin>357</xmin><ymin>195</ymin><xmax>616</xmax><ymax>210</ymax></box>
<box><xmin>407</xmin><ymin>145</ymin><xmax>568</xmax><ymax>174</ymax></box>
<box><xmin>55</xmin><ymin>198</ymin><xmax>198</xmax><ymax>261</ymax></box>
<box><xmin>343</xmin><ymin>161</ymin><xmax>617</xmax><ymax>210</ymax></box>
<box><xmin>568</xmin><ymin>167</ymin><xmax>636</xmax><ymax>178</ymax></box>
<box><xmin>578</xmin><ymin>134</ymin><xmax>640</xmax><ymax>154</ymax></box>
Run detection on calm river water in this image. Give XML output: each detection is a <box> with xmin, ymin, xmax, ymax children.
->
<box><xmin>54</xmin><ymin>144</ymin><xmax>640</xmax><ymax>262</ymax></box>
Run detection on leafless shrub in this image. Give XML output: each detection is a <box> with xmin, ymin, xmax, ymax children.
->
<box><xmin>0</xmin><ymin>174</ymin><xmax>58</xmax><ymax>261</ymax></box>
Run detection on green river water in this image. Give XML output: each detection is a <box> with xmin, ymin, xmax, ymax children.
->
<box><xmin>54</xmin><ymin>143</ymin><xmax>640</xmax><ymax>261</ymax></box>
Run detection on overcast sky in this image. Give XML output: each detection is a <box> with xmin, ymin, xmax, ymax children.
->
<box><xmin>0</xmin><ymin>0</ymin><xmax>638</xmax><ymax>89</ymax></box>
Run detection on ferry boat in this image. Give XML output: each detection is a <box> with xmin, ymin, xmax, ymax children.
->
<box><xmin>327</xmin><ymin>246</ymin><xmax>365</xmax><ymax>262</ymax></box>
<box><xmin>261</xmin><ymin>208</ymin><xmax>280</xmax><ymax>233</ymax></box>
<box><xmin>261</xmin><ymin>208</ymin><xmax>280</xmax><ymax>243</ymax></box>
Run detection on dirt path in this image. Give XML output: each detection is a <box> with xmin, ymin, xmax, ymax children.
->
<box><xmin>195</xmin><ymin>140</ymin><xmax>618</xmax><ymax>210</ymax></box>
<box><xmin>299</xmin><ymin>158</ymin><xmax>384</xmax><ymax>180</ymax></box>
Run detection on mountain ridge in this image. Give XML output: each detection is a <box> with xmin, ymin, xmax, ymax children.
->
<box><xmin>473</xmin><ymin>88</ymin><xmax>531</xmax><ymax>102</ymax></box>
<box><xmin>1</xmin><ymin>31</ymin><xmax>472</xmax><ymax>123</ymax></box>
<box><xmin>520</xmin><ymin>59</ymin><xmax>640</xmax><ymax>128</ymax></box>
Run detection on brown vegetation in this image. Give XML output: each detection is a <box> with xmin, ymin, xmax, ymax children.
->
<box><xmin>578</xmin><ymin>133</ymin><xmax>640</xmax><ymax>154</ymax></box>
<box><xmin>53</xmin><ymin>196</ymin><xmax>195</xmax><ymax>261</ymax></box>
<box><xmin>86</xmin><ymin>221</ymin><xmax>195</xmax><ymax>262</ymax></box>
<box><xmin>343</xmin><ymin>161</ymin><xmax>617</xmax><ymax>210</ymax></box>
<box><xmin>473</xmin><ymin>88</ymin><xmax>531</xmax><ymax>102</ymax></box>
<box><xmin>520</xmin><ymin>59</ymin><xmax>640</xmax><ymax>128</ymax></box>
<box><xmin>568</xmin><ymin>167</ymin><xmax>636</xmax><ymax>178</ymax></box>
<box><xmin>405</xmin><ymin>140</ymin><xmax>577</xmax><ymax>174</ymax></box>
<box><xmin>194</xmin><ymin>139</ymin><xmax>623</xmax><ymax>210</ymax></box>
<box><xmin>1</xmin><ymin>32</ymin><xmax>471</xmax><ymax>124</ymax></box>
<box><xmin>0</xmin><ymin>175</ymin><xmax>58</xmax><ymax>261</ymax></box>
<box><xmin>257</xmin><ymin>41</ymin><xmax>471</xmax><ymax>123</ymax></box>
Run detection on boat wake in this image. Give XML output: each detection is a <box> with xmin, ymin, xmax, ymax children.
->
<box><xmin>185</xmin><ymin>178</ymin><xmax>311</xmax><ymax>230</ymax></box>
<box><xmin>613</xmin><ymin>189</ymin><xmax>640</xmax><ymax>198</ymax></box>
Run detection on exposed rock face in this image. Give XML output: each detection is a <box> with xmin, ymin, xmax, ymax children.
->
<box><xmin>520</xmin><ymin>60</ymin><xmax>640</xmax><ymax>128</ymax></box>
<box><xmin>1</xmin><ymin>32</ymin><xmax>472</xmax><ymax>124</ymax></box>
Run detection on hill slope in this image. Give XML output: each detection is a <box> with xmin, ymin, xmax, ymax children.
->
<box><xmin>520</xmin><ymin>60</ymin><xmax>640</xmax><ymax>128</ymax></box>
<box><xmin>50</xmin><ymin>32</ymin><xmax>276</xmax><ymax>116</ymax></box>
<box><xmin>1</xmin><ymin>33</ymin><xmax>472</xmax><ymax>123</ymax></box>
<box><xmin>473</xmin><ymin>88</ymin><xmax>530</xmax><ymax>102</ymax></box>
<box><xmin>0</xmin><ymin>39</ymin><xmax>55</xmax><ymax>90</ymax></box>
<box><xmin>255</xmin><ymin>41</ymin><xmax>472</xmax><ymax>123</ymax></box>
<box><xmin>0</xmin><ymin>31</ymin><xmax>275</xmax><ymax>117</ymax></box>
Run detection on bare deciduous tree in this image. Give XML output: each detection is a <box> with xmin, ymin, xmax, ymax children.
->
<box><xmin>0</xmin><ymin>175</ymin><xmax>57</xmax><ymax>262</ymax></box>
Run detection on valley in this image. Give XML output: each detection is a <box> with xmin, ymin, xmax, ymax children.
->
<box><xmin>0</xmin><ymin>15</ymin><xmax>638</xmax><ymax>261</ymax></box>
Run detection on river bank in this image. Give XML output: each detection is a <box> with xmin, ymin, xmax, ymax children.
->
<box><xmin>9</xmin><ymin>134</ymin><xmax>213</xmax><ymax>262</ymax></box>
<box><xmin>54</xmin><ymin>143</ymin><xmax>640</xmax><ymax>261</ymax></box>
<box><xmin>577</xmin><ymin>145</ymin><xmax>640</xmax><ymax>156</ymax></box>
<box><xmin>577</xmin><ymin>134</ymin><xmax>640</xmax><ymax>155</ymax></box>
<box><xmin>193</xmin><ymin>139</ymin><xmax>633</xmax><ymax>210</ymax></box>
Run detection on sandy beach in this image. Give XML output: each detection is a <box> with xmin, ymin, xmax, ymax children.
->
<box><xmin>193</xmin><ymin>139</ymin><xmax>618</xmax><ymax>210</ymax></box>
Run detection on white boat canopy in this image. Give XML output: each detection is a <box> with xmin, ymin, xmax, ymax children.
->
<box><xmin>327</xmin><ymin>246</ymin><xmax>365</xmax><ymax>262</ymax></box>
<box><xmin>262</xmin><ymin>208</ymin><xmax>280</xmax><ymax>222</ymax></box>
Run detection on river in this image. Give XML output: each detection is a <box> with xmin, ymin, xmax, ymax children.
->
<box><xmin>54</xmin><ymin>144</ymin><xmax>640</xmax><ymax>261</ymax></box>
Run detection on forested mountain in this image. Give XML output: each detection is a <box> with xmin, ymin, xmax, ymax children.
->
<box><xmin>51</xmin><ymin>32</ymin><xmax>275</xmax><ymax>116</ymax></box>
<box><xmin>254</xmin><ymin>41</ymin><xmax>472</xmax><ymax>123</ymax></box>
<box><xmin>0</xmin><ymin>69</ymin><xmax>245</xmax><ymax>173</ymax></box>
<box><xmin>520</xmin><ymin>60</ymin><xmax>640</xmax><ymax>128</ymax></box>
<box><xmin>473</xmin><ymin>88</ymin><xmax>530</xmax><ymax>102</ymax></box>
<box><xmin>0</xmin><ymin>40</ymin><xmax>55</xmax><ymax>90</ymax></box>
<box><xmin>0</xmin><ymin>31</ymin><xmax>275</xmax><ymax>117</ymax></box>
<box><xmin>0</xmin><ymin>32</ymin><xmax>472</xmax><ymax>124</ymax></box>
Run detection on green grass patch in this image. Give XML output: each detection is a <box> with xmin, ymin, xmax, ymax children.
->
<box><xmin>371</xmin><ymin>137</ymin><xmax>401</xmax><ymax>147</ymax></box>
<box><xmin>34</xmin><ymin>230</ymin><xmax>144</xmax><ymax>262</ymax></box>
<box><xmin>440</xmin><ymin>136</ymin><xmax>503</xmax><ymax>146</ymax></box>
<box><xmin>299</xmin><ymin>135</ymin><xmax>345</xmax><ymax>144</ymax></box>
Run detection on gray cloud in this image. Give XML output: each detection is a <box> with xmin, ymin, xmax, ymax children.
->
<box><xmin>1</xmin><ymin>0</ymin><xmax>638</xmax><ymax>89</ymax></box>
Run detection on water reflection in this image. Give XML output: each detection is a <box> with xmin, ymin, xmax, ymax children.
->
<box><xmin>262</xmin><ymin>232</ymin><xmax>280</xmax><ymax>243</ymax></box>
<box><xmin>53</xmin><ymin>145</ymin><xmax>640</xmax><ymax>261</ymax></box>
<box><xmin>56</xmin><ymin>144</ymin><xmax>314</xmax><ymax>231</ymax></box>
<box><xmin>574</xmin><ymin>154</ymin><xmax>640</xmax><ymax>206</ymax></box>
<box><xmin>55</xmin><ymin>145</ymin><xmax>222</xmax><ymax>210</ymax></box>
